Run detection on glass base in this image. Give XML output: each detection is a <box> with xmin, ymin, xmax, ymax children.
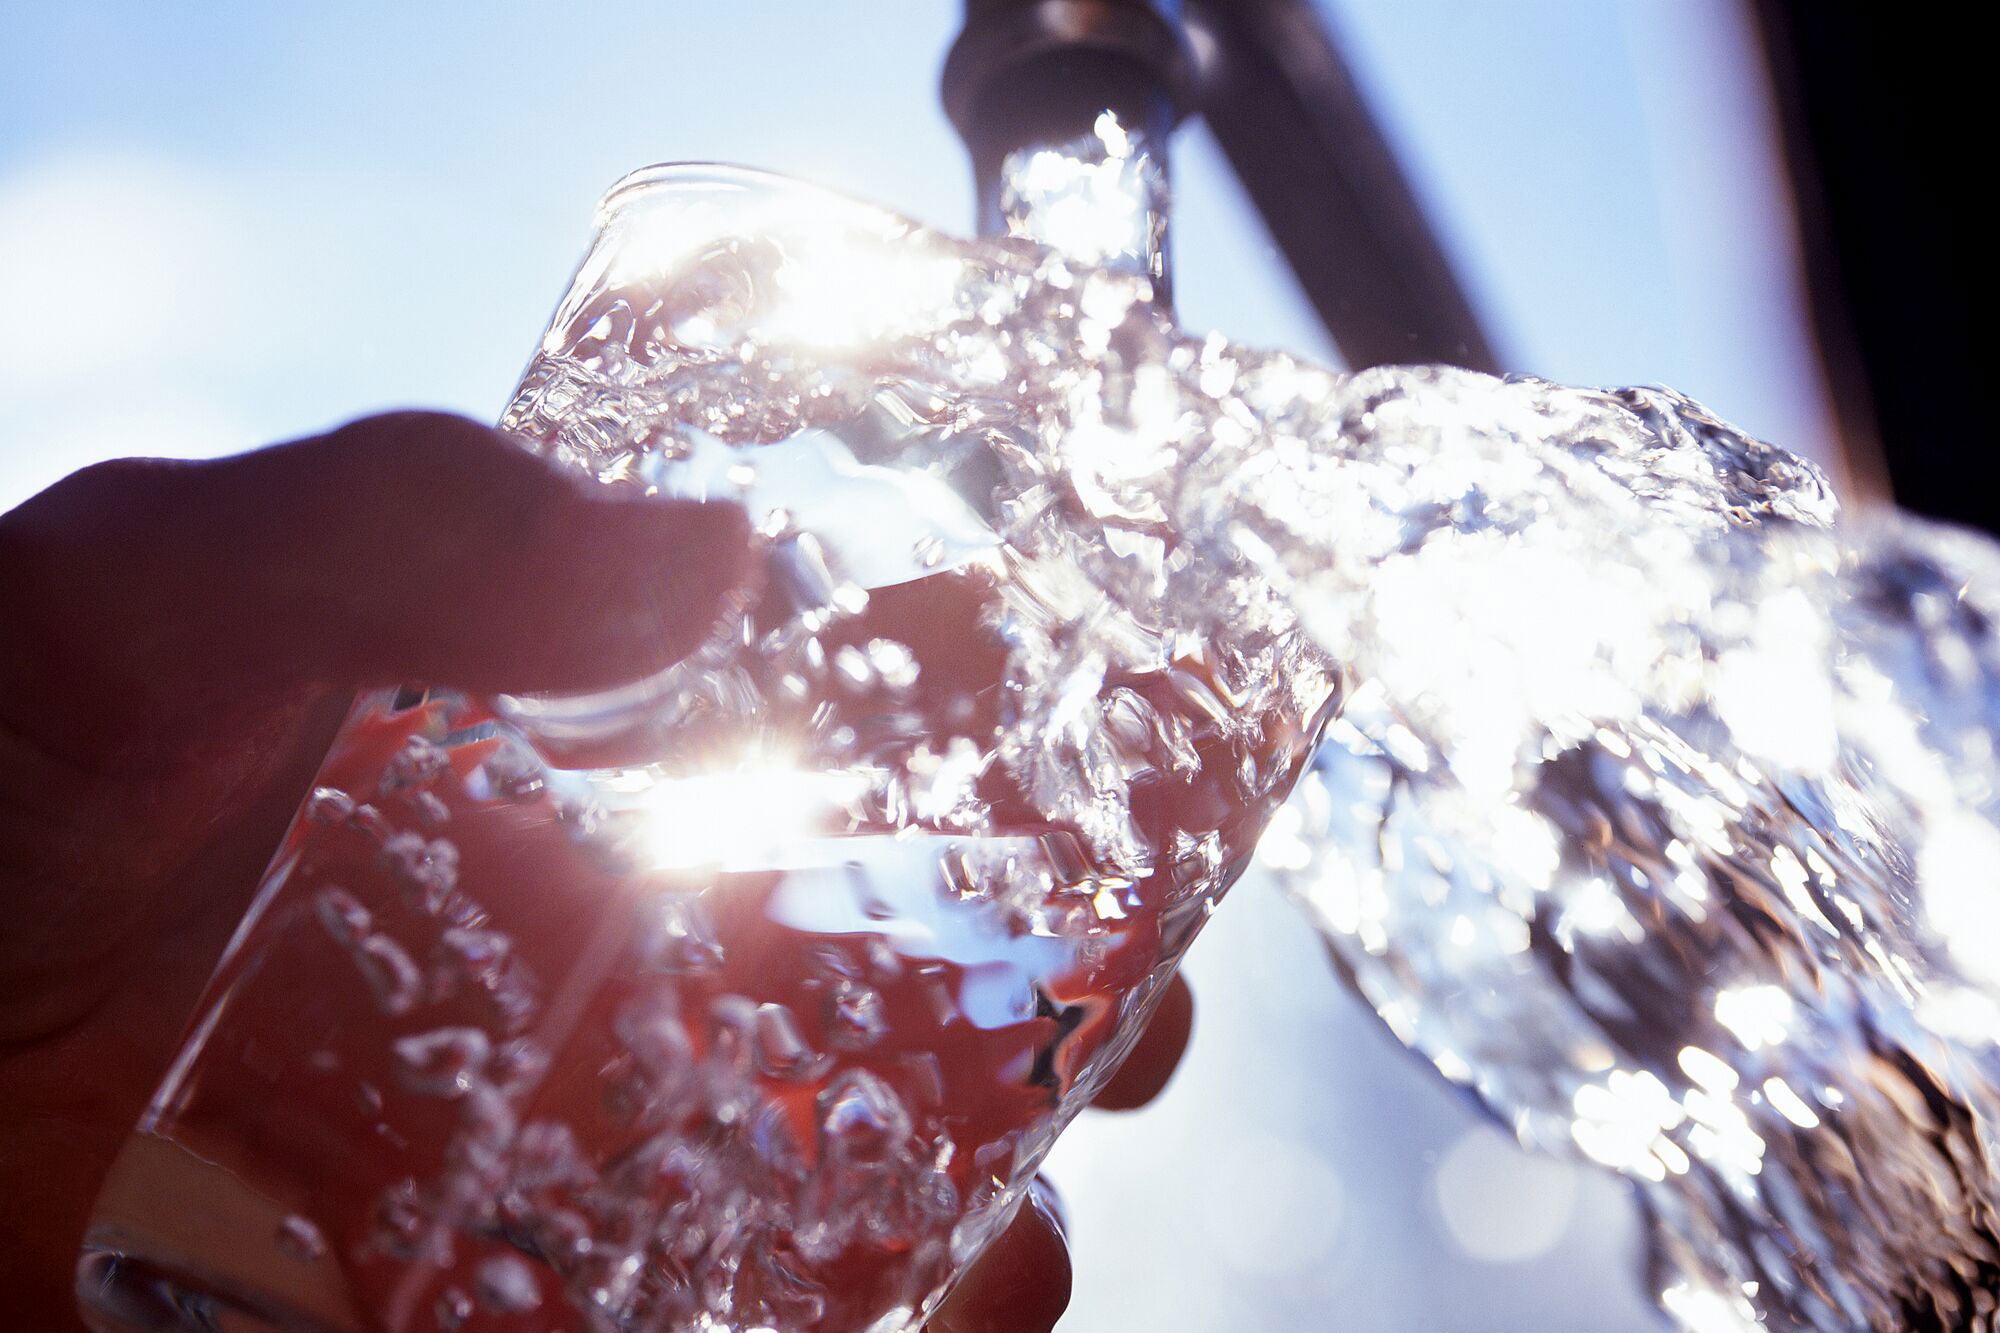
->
<box><xmin>76</xmin><ymin>1251</ymin><xmax>299</xmax><ymax>1333</ymax></box>
<box><xmin>79</xmin><ymin>1133</ymin><xmax>362</xmax><ymax>1333</ymax></box>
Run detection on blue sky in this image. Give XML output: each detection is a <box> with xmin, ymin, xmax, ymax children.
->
<box><xmin>0</xmin><ymin>1</ymin><xmax>1835</xmax><ymax>504</ymax></box>
<box><xmin>1</xmin><ymin>4</ymin><xmax>1829</xmax><ymax>1326</ymax></box>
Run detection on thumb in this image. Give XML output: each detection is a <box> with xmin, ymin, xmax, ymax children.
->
<box><xmin>0</xmin><ymin>411</ymin><xmax>751</xmax><ymax>761</ymax></box>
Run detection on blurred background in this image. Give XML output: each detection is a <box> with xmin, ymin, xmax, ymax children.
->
<box><xmin>0</xmin><ymin>2</ymin><xmax>1898</xmax><ymax>1328</ymax></box>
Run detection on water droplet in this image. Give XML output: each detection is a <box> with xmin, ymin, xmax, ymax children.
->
<box><xmin>486</xmin><ymin>967</ymin><xmax>540</xmax><ymax>1034</ymax></box>
<box><xmin>767</xmin><ymin>530</ymin><xmax>842</xmax><ymax>619</ymax></box>
<box><xmin>916</xmin><ymin>1166</ymin><xmax>960</xmax><ymax>1220</ymax></box>
<box><xmin>704</xmin><ymin>995</ymin><xmax>764</xmax><ymax>1121</ymax></box>
<box><xmin>526</xmin><ymin>1207</ymin><xmax>593</xmax><ymax>1268</ymax></box>
<box><xmin>834</xmin><ymin>644</ymin><xmax>876</xmax><ymax>688</ymax></box>
<box><xmin>451</xmin><ymin>1083</ymin><xmax>518</xmax><ymax>1176</ymax></box>
<box><xmin>660</xmin><ymin>240</ymin><xmax>776</xmax><ymax>351</ymax></box>
<box><xmin>753</xmin><ymin>1242</ymin><xmax>827</xmax><ymax>1325</ymax></box>
<box><xmin>489</xmin><ymin>1037</ymin><xmax>549</xmax><ymax>1096</ymax></box>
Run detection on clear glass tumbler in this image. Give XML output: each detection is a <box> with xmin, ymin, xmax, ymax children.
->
<box><xmin>78</xmin><ymin>164</ymin><xmax>1329</xmax><ymax>1332</ymax></box>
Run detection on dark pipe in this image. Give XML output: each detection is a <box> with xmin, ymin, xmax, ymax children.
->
<box><xmin>1184</xmin><ymin>0</ymin><xmax>1499</xmax><ymax>372</ymax></box>
<box><xmin>941</xmin><ymin>0</ymin><xmax>1189</xmax><ymax>232</ymax></box>
<box><xmin>1750</xmin><ymin>0</ymin><xmax>1979</xmax><ymax>528</ymax></box>
<box><xmin>942</xmin><ymin>0</ymin><xmax>1498</xmax><ymax>374</ymax></box>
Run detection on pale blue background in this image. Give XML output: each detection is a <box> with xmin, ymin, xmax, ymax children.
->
<box><xmin>1</xmin><ymin>3</ymin><xmax>1838</xmax><ymax>1327</ymax></box>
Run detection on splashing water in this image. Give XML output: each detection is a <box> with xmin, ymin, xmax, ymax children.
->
<box><xmin>1253</xmin><ymin>373</ymin><xmax>2000</xmax><ymax>1330</ymax></box>
<box><xmin>83</xmin><ymin>139</ymin><xmax>2000</xmax><ymax>1332</ymax></box>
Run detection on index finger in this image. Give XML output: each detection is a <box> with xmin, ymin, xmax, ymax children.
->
<box><xmin>1091</xmin><ymin>972</ymin><xmax>1195</xmax><ymax>1111</ymax></box>
<box><xmin>0</xmin><ymin>412</ymin><xmax>751</xmax><ymax>760</ymax></box>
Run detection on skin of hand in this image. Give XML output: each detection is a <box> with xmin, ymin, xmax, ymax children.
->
<box><xmin>0</xmin><ymin>411</ymin><xmax>1194</xmax><ymax>1333</ymax></box>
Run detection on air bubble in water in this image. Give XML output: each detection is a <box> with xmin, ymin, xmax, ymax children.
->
<box><xmin>381</xmin><ymin>832</ymin><xmax>460</xmax><ymax>914</ymax></box>
<box><xmin>818</xmin><ymin>1069</ymin><xmax>912</xmax><ymax>1167</ymax></box>
<box><xmin>510</xmin><ymin>1121</ymin><xmax>594</xmax><ymax>1192</ymax></box>
<box><xmin>489</xmin><ymin>1037</ymin><xmax>550</xmax><ymax>1095</ymax></box>
<box><xmin>274</xmin><ymin>1214</ymin><xmax>326</xmax><ymax>1262</ymax></box>
<box><xmin>314</xmin><ymin>887</ymin><xmax>371</xmax><ymax>947</ymax></box>
<box><xmin>475</xmin><ymin>741</ymin><xmax>545</xmax><ymax>802</ymax></box>
<box><xmin>866</xmin><ymin>638</ymin><xmax>920</xmax><ymax>691</ymax></box>
<box><xmin>827</xmin><ymin>978</ymin><xmax>888</xmax><ymax>1050</ymax></box>
<box><xmin>382</xmin><ymin>734</ymin><xmax>450</xmax><ymax>793</ymax></box>
<box><xmin>305</xmin><ymin>786</ymin><xmax>355</xmax><ymax>824</ymax></box>
<box><xmin>436</xmin><ymin>927</ymin><xmax>511</xmax><ymax>989</ymax></box>
<box><xmin>636</xmin><ymin>895</ymin><xmax>724</xmax><ymax>973</ymax></box>
<box><xmin>614</xmin><ymin>989</ymin><xmax>693</xmax><ymax>1082</ymax></box>
<box><xmin>474</xmin><ymin>1253</ymin><xmax>542</xmax><ymax>1313</ymax></box>
<box><xmin>751</xmin><ymin>1002</ymin><xmax>818</xmax><ymax>1080</ymax></box>
<box><xmin>370</xmin><ymin>1179</ymin><xmax>432</xmax><ymax>1263</ymax></box>
<box><xmin>411</xmin><ymin>790</ymin><xmax>452</xmax><ymax>827</ymax></box>
<box><xmin>392</xmin><ymin>1027</ymin><xmax>492</xmax><ymax>1098</ymax></box>
<box><xmin>356</xmin><ymin>935</ymin><xmax>423</xmax><ymax>1015</ymax></box>
<box><xmin>347</xmin><ymin>802</ymin><xmax>394</xmax><ymax>844</ymax></box>
<box><xmin>434</xmin><ymin>1287</ymin><xmax>473</xmax><ymax>1331</ymax></box>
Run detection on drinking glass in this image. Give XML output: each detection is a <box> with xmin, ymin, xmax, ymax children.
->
<box><xmin>78</xmin><ymin>164</ymin><xmax>1328</xmax><ymax>1332</ymax></box>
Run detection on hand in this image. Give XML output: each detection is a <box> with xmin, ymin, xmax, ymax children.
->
<box><xmin>0</xmin><ymin>412</ymin><xmax>1195</xmax><ymax>1332</ymax></box>
<box><xmin>926</xmin><ymin>971</ymin><xmax>1193</xmax><ymax>1333</ymax></box>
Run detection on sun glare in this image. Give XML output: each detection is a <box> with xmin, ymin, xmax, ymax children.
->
<box><xmin>626</xmin><ymin>761</ymin><xmax>868</xmax><ymax>872</ymax></box>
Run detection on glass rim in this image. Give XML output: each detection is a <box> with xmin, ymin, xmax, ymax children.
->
<box><xmin>594</xmin><ymin>161</ymin><xmax>923</xmax><ymax>238</ymax></box>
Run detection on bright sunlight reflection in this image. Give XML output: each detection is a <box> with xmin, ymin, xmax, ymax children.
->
<box><xmin>597</xmin><ymin>168</ymin><xmax>965</xmax><ymax>354</ymax></box>
<box><xmin>628</xmin><ymin>762</ymin><xmax>867</xmax><ymax>871</ymax></box>
<box><xmin>1000</xmin><ymin>111</ymin><xmax>1164</xmax><ymax>272</ymax></box>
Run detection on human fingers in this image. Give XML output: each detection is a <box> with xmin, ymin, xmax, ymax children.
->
<box><xmin>0</xmin><ymin>411</ymin><xmax>750</xmax><ymax>762</ymax></box>
<box><xmin>1091</xmin><ymin>971</ymin><xmax>1194</xmax><ymax>1111</ymax></box>
<box><xmin>924</xmin><ymin>974</ymin><xmax>1194</xmax><ymax>1330</ymax></box>
<box><xmin>927</xmin><ymin>1175</ymin><xmax>1070</xmax><ymax>1333</ymax></box>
